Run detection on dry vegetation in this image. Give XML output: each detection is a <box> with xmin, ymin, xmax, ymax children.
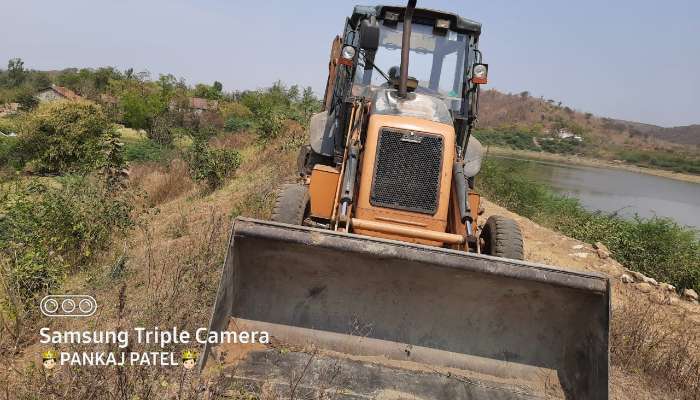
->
<box><xmin>1</xmin><ymin>120</ymin><xmax>698</xmax><ymax>398</ymax></box>
<box><xmin>611</xmin><ymin>298</ymin><xmax>700</xmax><ymax>398</ymax></box>
<box><xmin>0</xmin><ymin>126</ymin><xmax>302</xmax><ymax>399</ymax></box>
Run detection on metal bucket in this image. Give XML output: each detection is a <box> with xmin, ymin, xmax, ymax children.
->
<box><xmin>201</xmin><ymin>218</ymin><xmax>609</xmax><ymax>399</ymax></box>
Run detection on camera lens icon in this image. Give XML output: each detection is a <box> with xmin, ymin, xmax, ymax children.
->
<box><xmin>40</xmin><ymin>295</ymin><xmax>97</xmax><ymax>317</ymax></box>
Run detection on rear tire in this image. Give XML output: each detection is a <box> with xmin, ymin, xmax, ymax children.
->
<box><xmin>481</xmin><ymin>215</ymin><xmax>524</xmax><ymax>260</ymax></box>
<box><xmin>271</xmin><ymin>183</ymin><xmax>310</xmax><ymax>225</ymax></box>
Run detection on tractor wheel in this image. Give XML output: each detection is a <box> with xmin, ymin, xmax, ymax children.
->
<box><xmin>271</xmin><ymin>183</ymin><xmax>310</xmax><ymax>225</ymax></box>
<box><xmin>480</xmin><ymin>215</ymin><xmax>524</xmax><ymax>260</ymax></box>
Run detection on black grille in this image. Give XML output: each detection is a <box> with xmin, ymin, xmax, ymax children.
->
<box><xmin>370</xmin><ymin>128</ymin><xmax>443</xmax><ymax>214</ymax></box>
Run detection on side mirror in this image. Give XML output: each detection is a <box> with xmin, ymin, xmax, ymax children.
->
<box><xmin>359</xmin><ymin>20</ymin><xmax>380</xmax><ymax>51</ymax></box>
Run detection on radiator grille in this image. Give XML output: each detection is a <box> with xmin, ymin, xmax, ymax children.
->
<box><xmin>370</xmin><ymin>128</ymin><xmax>443</xmax><ymax>214</ymax></box>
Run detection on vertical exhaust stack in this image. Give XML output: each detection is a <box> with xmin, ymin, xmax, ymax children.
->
<box><xmin>398</xmin><ymin>0</ymin><xmax>417</xmax><ymax>98</ymax></box>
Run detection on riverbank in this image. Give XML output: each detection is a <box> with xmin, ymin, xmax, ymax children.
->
<box><xmin>478</xmin><ymin>158</ymin><xmax>700</xmax><ymax>292</ymax></box>
<box><xmin>486</xmin><ymin>146</ymin><xmax>700</xmax><ymax>184</ymax></box>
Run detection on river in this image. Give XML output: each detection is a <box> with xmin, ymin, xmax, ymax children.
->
<box><xmin>491</xmin><ymin>156</ymin><xmax>700</xmax><ymax>230</ymax></box>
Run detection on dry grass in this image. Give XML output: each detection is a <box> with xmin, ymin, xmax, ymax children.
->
<box><xmin>209</xmin><ymin>131</ymin><xmax>257</xmax><ymax>150</ymax></box>
<box><xmin>129</xmin><ymin>158</ymin><xmax>195</xmax><ymax>206</ymax></box>
<box><xmin>611</xmin><ymin>298</ymin><xmax>700</xmax><ymax>399</ymax></box>
<box><xmin>0</xmin><ymin>127</ymin><xmax>302</xmax><ymax>398</ymax></box>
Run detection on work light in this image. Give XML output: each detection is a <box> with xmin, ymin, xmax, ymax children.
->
<box><xmin>339</xmin><ymin>45</ymin><xmax>356</xmax><ymax>66</ymax></box>
<box><xmin>472</xmin><ymin>63</ymin><xmax>488</xmax><ymax>84</ymax></box>
<box><xmin>435</xmin><ymin>19</ymin><xmax>450</xmax><ymax>29</ymax></box>
<box><xmin>341</xmin><ymin>46</ymin><xmax>356</xmax><ymax>60</ymax></box>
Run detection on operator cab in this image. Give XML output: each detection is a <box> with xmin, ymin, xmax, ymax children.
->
<box><xmin>354</xmin><ymin>15</ymin><xmax>470</xmax><ymax>115</ymax></box>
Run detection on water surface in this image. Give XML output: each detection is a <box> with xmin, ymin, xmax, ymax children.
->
<box><xmin>491</xmin><ymin>156</ymin><xmax>700</xmax><ymax>230</ymax></box>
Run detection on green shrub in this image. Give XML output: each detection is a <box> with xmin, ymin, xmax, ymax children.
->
<box><xmin>186</xmin><ymin>139</ymin><xmax>241</xmax><ymax>190</ymax></box>
<box><xmin>0</xmin><ymin>175</ymin><xmax>134</xmax><ymax>301</ymax></box>
<box><xmin>124</xmin><ymin>139</ymin><xmax>173</xmax><ymax>162</ymax></box>
<box><xmin>474</xmin><ymin>129</ymin><xmax>540</xmax><ymax>151</ymax></box>
<box><xmin>220</xmin><ymin>101</ymin><xmax>253</xmax><ymax>120</ymax></box>
<box><xmin>478</xmin><ymin>159</ymin><xmax>700</xmax><ymax>292</ymax></box>
<box><xmin>539</xmin><ymin>138</ymin><xmax>582</xmax><ymax>154</ymax></box>
<box><xmin>617</xmin><ymin>149</ymin><xmax>700</xmax><ymax>174</ymax></box>
<box><xmin>0</xmin><ymin>117</ymin><xmax>20</xmax><ymax>134</ymax></box>
<box><xmin>16</xmin><ymin>100</ymin><xmax>122</xmax><ymax>174</ymax></box>
<box><xmin>239</xmin><ymin>82</ymin><xmax>321</xmax><ymax>138</ymax></box>
<box><xmin>224</xmin><ymin>116</ymin><xmax>254</xmax><ymax>132</ymax></box>
<box><xmin>0</xmin><ymin>136</ymin><xmax>20</xmax><ymax>169</ymax></box>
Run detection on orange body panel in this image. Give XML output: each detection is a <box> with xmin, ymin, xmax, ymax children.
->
<box><xmin>309</xmin><ymin>165</ymin><xmax>340</xmax><ymax>219</ymax></box>
<box><xmin>353</xmin><ymin>114</ymin><xmax>456</xmax><ymax>246</ymax></box>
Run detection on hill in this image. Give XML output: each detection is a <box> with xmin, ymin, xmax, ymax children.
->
<box><xmin>608</xmin><ymin>119</ymin><xmax>700</xmax><ymax>145</ymax></box>
<box><xmin>477</xmin><ymin>89</ymin><xmax>690</xmax><ymax>146</ymax></box>
<box><xmin>474</xmin><ymin>89</ymin><xmax>700</xmax><ymax>174</ymax></box>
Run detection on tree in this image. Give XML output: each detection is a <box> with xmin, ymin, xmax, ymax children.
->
<box><xmin>193</xmin><ymin>83</ymin><xmax>222</xmax><ymax>100</ymax></box>
<box><xmin>287</xmin><ymin>85</ymin><xmax>300</xmax><ymax>102</ymax></box>
<box><xmin>119</xmin><ymin>86</ymin><xmax>166</xmax><ymax>133</ymax></box>
<box><xmin>213</xmin><ymin>81</ymin><xmax>223</xmax><ymax>93</ymax></box>
<box><xmin>32</xmin><ymin>72</ymin><xmax>51</xmax><ymax>89</ymax></box>
<box><xmin>299</xmin><ymin>86</ymin><xmax>321</xmax><ymax>122</ymax></box>
<box><xmin>7</xmin><ymin>58</ymin><xmax>26</xmax><ymax>87</ymax></box>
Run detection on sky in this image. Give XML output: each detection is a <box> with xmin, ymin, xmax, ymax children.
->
<box><xmin>1</xmin><ymin>0</ymin><xmax>698</xmax><ymax>127</ymax></box>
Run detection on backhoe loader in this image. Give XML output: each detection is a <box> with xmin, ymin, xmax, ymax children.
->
<box><xmin>202</xmin><ymin>2</ymin><xmax>610</xmax><ymax>398</ymax></box>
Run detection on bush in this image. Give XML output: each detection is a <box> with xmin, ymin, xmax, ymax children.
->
<box><xmin>0</xmin><ymin>135</ymin><xmax>20</xmax><ymax>169</ymax></box>
<box><xmin>539</xmin><ymin>138</ymin><xmax>582</xmax><ymax>154</ymax></box>
<box><xmin>186</xmin><ymin>138</ymin><xmax>241</xmax><ymax>190</ymax></box>
<box><xmin>124</xmin><ymin>139</ymin><xmax>173</xmax><ymax>163</ymax></box>
<box><xmin>474</xmin><ymin>129</ymin><xmax>539</xmax><ymax>151</ymax></box>
<box><xmin>479</xmin><ymin>159</ymin><xmax>700</xmax><ymax>292</ymax></box>
<box><xmin>239</xmin><ymin>82</ymin><xmax>321</xmax><ymax>139</ymax></box>
<box><xmin>0</xmin><ymin>175</ymin><xmax>134</xmax><ymax>301</ymax></box>
<box><xmin>618</xmin><ymin>149</ymin><xmax>700</xmax><ymax>174</ymax></box>
<box><xmin>220</xmin><ymin>101</ymin><xmax>253</xmax><ymax>120</ymax></box>
<box><xmin>224</xmin><ymin>116</ymin><xmax>254</xmax><ymax>132</ymax></box>
<box><xmin>0</xmin><ymin>117</ymin><xmax>20</xmax><ymax>134</ymax></box>
<box><xmin>16</xmin><ymin>100</ymin><xmax>122</xmax><ymax>174</ymax></box>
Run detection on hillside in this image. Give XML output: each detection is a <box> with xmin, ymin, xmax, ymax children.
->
<box><xmin>610</xmin><ymin>120</ymin><xmax>700</xmax><ymax>145</ymax></box>
<box><xmin>477</xmin><ymin>89</ymin><xmax>698</xmax><ymax>147</ymax></box>
<box><xmin>475</xmin><ymin>89</ymin><xmax>700</xmax><ymax>174</ymax></box>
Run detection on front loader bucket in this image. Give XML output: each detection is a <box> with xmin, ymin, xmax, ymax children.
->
<box><xmin>202</xmin><ymin>217</ymin><xmax>609</xmax><ymax>399</ymax></box>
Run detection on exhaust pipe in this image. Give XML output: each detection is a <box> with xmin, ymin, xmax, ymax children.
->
<box><xmin>398</xmin><ymin>0</ymin><xmax>417</xmax><ymax>98</ymax></box>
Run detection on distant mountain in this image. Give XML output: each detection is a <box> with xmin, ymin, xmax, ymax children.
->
<box><xmin>606</xmin><ymin>120</ymin><xmax>700</xmax><ymax>145</ymax></box>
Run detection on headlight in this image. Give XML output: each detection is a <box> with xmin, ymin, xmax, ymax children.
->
<box><xmin>341</xmin><ymin>46</ymin><xmax>356</xmax><ymax>60</ymax></box>
<box><xmin>472</xmin><ymin>63</ymin><xmax>488</xmax><ymax>84</ymax></box>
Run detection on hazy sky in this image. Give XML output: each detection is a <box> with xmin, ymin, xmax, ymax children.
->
<box><xmin>1</xmin><ymin>0</ymin><xmax>698</xmax><ymax>127</ymax></box>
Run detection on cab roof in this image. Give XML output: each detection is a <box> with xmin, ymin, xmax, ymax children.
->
<box><xmin>351</xmin><ymin>5</ymin><xmax>482</xmax><ymax>36</ymax></box>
